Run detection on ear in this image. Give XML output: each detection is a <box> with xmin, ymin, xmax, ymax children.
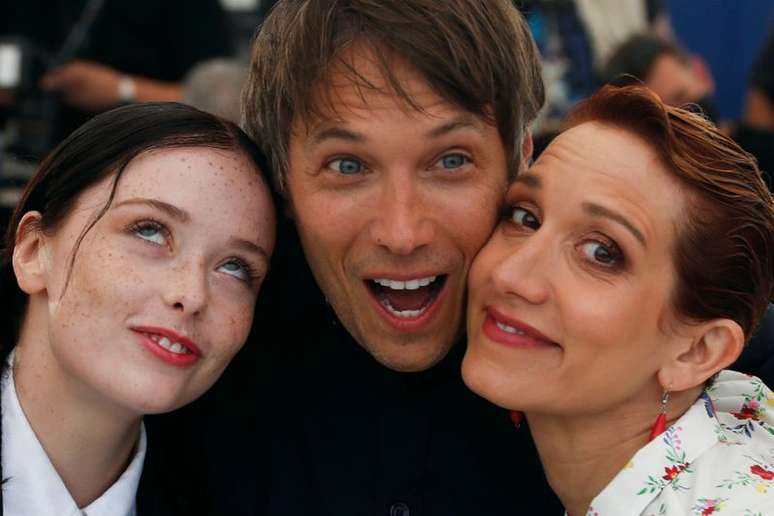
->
<box><xmin>521</xmin><ymin>129</ymin><xmax>534</xmax><ymax>168</ymax></box>
<box><xmin>658</xmin><ymin>319</ymin><xmax>744</xmax><ymax>391</ymax></box>
<box><xmin>12</xmin><ymin>212</ymin><xmax>48</xmax><ymax>295</ymax></box>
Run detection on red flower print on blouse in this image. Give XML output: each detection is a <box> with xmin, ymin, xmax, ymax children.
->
<box><xmin>750</xmin><ymin>464</ymin><xmax>774</xmax><ymax>480</ymax></box>
<box><xmin>699</xmin><ymin>499</ymin><xmax>723</xmax><ymax>515</ymax></box>
<box><xmin>662</xmin><ymin>464</ymin><xmax>687</xmax><ymax>481</ymax></box>
<box><xmin>732</xmin><ymin>401</ymin><xmax>761</xmax><ymax>420</ymax></box>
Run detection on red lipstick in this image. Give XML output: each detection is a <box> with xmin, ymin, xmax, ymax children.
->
<box><xmin>482</xmin><ymin>307</ymin><xmax>558</xmax><ymax>349</ymax></box>
<box><xmin>131</xmin><ymin>326</ymin><xmax>202</xmax><ymax>367</ymax></box>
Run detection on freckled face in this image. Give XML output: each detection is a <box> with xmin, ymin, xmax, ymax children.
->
<box><xmin>462</xmin><ymin>122</ymin><xmax>687</xmax><ymax>415</ymax></box>
<box><xmin>287</xmin><ymin>48</ymin><xmax>509</xmax><ymax>371</ymax></box>
<box><xmin>41</xmin><ymin>147</ymin><xmax>275</xmax><ymax>414</ymax></box>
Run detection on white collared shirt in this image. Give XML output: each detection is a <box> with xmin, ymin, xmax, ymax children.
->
<box><xmin>577</xmin><ymin>370</ymin><xmax>774</xmax><ymax>515</ymax></box>
<box><xmin>1</xmin><ymin>351</ymin><xmax>146</xmax><ymax>516</ymax></box>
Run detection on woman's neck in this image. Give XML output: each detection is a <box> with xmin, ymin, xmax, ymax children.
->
<box><xmin>526</xmin><ymin>387</ymin><xmax>702</xmax><ymax>516</ymax></box>
<box><xmin>12</xmin><ymin>306</ymin><xmax>142</xmax><ymax>508</ymax></box>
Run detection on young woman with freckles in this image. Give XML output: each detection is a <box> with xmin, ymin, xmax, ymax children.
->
<box><xmin>0</xmin><ymin>103</ymin><xmax>277</xmax><ymax>515</ymax></box>
<box><xmin>462</xmin><ymin>85</ymin><xmax>774</xmax><ymax>516</ymax></box>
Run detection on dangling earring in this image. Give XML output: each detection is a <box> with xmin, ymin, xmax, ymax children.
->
<box><xmin>509</xmin><ymin>410</ymin><xmax>524</xmax><ymax>429</ymax></box>
<box><xmin>648</xmin><ymin>391</ymin><xmax>670</xmax><ymax>441</ymax></box>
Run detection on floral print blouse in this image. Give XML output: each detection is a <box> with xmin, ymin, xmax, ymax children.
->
<box><xmin>582</xmin><ymin>370</ymin><xmax>774</xmax><ymax>516</ymax></box>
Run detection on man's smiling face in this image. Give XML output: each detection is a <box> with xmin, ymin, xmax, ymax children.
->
<box><xmin>286</xmin><ymin>47</ymin><xmax>510</xmax><ymax>371</ymax></box>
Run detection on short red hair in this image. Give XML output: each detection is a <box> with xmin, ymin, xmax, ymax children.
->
<box><xmin>564</xmin><ymin>85</ymin><xmax>774</xmax><ymax>339</ymax></box>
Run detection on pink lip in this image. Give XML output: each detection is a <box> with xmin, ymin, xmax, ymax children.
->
<box><xmin>131</xmin><ymin>326</ymin><xmax>202</xmax><ymax>367</ymax></box>
<box><xmin>364</xmin><ymin>275</ymin><xmax>449</xmax><ymax>332</ymax></box>
<box><xmin>482</xmin><ymin>307</ymin><xmax>558</xmax><ymax>349</ymax></box>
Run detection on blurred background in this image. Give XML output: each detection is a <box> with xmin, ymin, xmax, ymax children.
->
<box><xmin>1</xmin><ymin>0</ymin><xmax>772</xmax><ymax>236</ymax></box>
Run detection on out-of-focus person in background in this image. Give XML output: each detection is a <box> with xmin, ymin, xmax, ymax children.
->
<box><xmin>0</xmin><ymin>0</ymin><xmax>232</xmax><ymax>157</ymax></box>
<box><xmin>603</xmin><ymin>28</ymin><xmax>774</xmax><ymax>192</ymax></box>
<box><xmin>182</xmin><ymin>58</ymin><xmax>248</xmax><ymax>125</ymax></box>
<box><xmin>0</xmin><ymin>0</ymin><xmax>236</xmax><ymax>248</ymax></box>
<box><xmin>738</xmin><ymin>27</ymin><xmax>774</xmax><ymax>191</ymax></box>
<box><xmin>745</xmin><ymin>28</ymin><xmax>774</xmax><ymax>132</ymax></box>
<box><xmin>521</xmin><ymin>0</ymin><xmax>672</xmax><ymax>155</ymax></box>
<box><xmin>602</xmin><ymin>33</ymin><xmax>717</xmax><ymax>120</ymax></box>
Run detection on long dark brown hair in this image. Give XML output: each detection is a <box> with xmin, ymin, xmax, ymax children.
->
<box><xmin>0</xmin><ymin>102</ymin><xmax>277</xmax><ymax>511</ymax></box>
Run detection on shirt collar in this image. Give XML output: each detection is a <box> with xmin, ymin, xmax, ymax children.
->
<box><xmin>586</xmin><ymin>390</ymin><xmax>728</xmax><ymax>516</ymax></box>
<box><xmin>2</xmin><ymin>350</ymin><xmax>147</xmax><ymax>516</ymax></box>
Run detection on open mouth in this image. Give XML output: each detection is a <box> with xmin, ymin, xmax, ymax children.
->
<box><xmin>366</xmin><ymin>274</ymin><xmax>448</xmax><ymax>319</ymax></box>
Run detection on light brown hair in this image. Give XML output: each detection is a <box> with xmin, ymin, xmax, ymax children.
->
<box><xmin>565</xmin><ymin>85</ymin><xmax>774</xmax><ymax>339</ymax></box>
<box><xmin>242</xmin><ymin>0</ymin><xmax>545</xmax><ymax>192</ymax></box>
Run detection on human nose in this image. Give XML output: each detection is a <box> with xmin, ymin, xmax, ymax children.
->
<box><xmin>162</xmin><ymin>258</ymin><xmax>209</xmax><ymax>316</ymax></box>
<box><xmin>489</xmin><ymin>232</ymin><xmax>551</xmax><ymax>306</ymax></box>
<box><xmin>369</xmin><ymin>173</ymin><xmax>435</xmax><ymax>256</ymax></box>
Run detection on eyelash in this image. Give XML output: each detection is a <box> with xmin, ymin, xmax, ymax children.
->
<box><xmin>500</xmin><ymin>205</ymin><xmax>626</xmax><ymax>271</ymax></box>
<box><xmin>325</xmin><ymin>155</ymin><xmax>367</xmax><ymax>176</ymax></box>
<box><xmin>126</xmin><ymin>219</ymin><xmax>260</xmax><ymax>285</ymax></box>
<box><xmin>221</xmin><ymin>257</ymin><xmax>262</xmax><ymax>284</ymax></box>
<box><xmin>128</xmin><ymin>218</ymin><xmax>170</xmax><ymax>246</ymax></box>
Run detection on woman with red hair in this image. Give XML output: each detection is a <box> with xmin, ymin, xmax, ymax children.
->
<box><xmin>463</xmin><ymin>85</ymin><xmax>774</xmax><ymax>515</ymax></box>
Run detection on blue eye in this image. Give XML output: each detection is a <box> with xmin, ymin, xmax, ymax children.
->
<box><xmin>218</xmin><ymin>259</ymin><xmax>251</xmax><ymax>281</ymax></box>
<box><xmin>133</xmin><ymin>222</ymin><xmax>167</xmax><ymax>245</ymax></box>
<box><xmin>436</xmin><ymin>153</ymin><xmax>467</xmax><ymax>170</ymax></box>
<box><xmin>328</xmin><ymin>157</ymin><xmax>363</xmax><ymax>175</ymax></box>
<box><xmin>511</xmin><ymin>207</ymin><xmax>540</xmax><ymax>230</ymax></box>
<box><xmin>579</xmin><ymin>240</ymin><xmax>622</xmax><ymax>267</ymax></box>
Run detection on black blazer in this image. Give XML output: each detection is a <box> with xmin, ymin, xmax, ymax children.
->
<box><xmin>138</xmin><ymin>417</ymin><xmax>200</xmax><ymax>516</ymax></box>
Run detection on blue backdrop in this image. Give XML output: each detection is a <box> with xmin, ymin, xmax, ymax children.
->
<box><xmin>667</xmin><ymin>0</ymin><xmax>774</xmax><ymax>120</ymax></box>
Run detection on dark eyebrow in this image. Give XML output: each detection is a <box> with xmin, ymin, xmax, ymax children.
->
<box><xmin>513</xmin><ymin>173</ymin><xmax>541</xmax><ymax>188</ymax></box>
<box><xmin>307</xmin><ymin>114</ymin><xmax>486</xmax><ymax>149</ymax></box>
<box><xmin>114</xmin><ymin>198</ymin><xmax>190</xmax><ymax>223</ymax></box>
<box><xmin>582</xmin><ymin>202</ymin><xmax>646</xmax><ymax>247</ymax></box>
<box><xmin>228</xmin><ymin>237</ymin><xmax>271</xmax><ymax>267</ymax></box>
<box><xmin>426</xmin><ymin>114</ymin><xmax>486</xmax><ymax>139</ymax></box>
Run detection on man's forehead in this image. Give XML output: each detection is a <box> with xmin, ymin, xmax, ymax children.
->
<box><xmin>293</xmin><ymin>44</ymin><xmax>448</xmax><ymax>122</ymax></box>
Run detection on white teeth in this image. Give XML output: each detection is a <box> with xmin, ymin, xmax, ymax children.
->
<box><xmin>372</xmin><ymin>275</ymin><xmax>438</xmax><ymax>291</ymax></box>
<box><xmin>389</xmin><ymin>280</ymin><xmax>405</xmax><ymax>290</ymax></box>
<box><xmin>496</xmin><ymin>321</ymin><xmax>525</xmax><ymax>335</ymax></box>
<box><xmin>381</xmin><ymin>299</ymin><xmax>427</xmax><ymax>319</ymax></box>
<box><xmin>148</xmin><ymin>334</ymin><xmax>189</xmax><ymax>354</ymax></box>
<box><xmin>417</xmin><ymin>276</ymin><xmax>435</xmax><ymax>287</ymax></box>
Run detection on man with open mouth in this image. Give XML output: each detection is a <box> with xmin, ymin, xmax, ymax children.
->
<box><xmin>157</xmin><ymin>1</ymin><xmax>561</xmax><ymax>515</ymax></box>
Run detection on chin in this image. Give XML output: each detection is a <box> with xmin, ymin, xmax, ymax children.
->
<box><xmin>365</xmin><ymin>340</ymin><xmax>453</xmax><ymax>372</ymax></box>
<box><xmin>106</xmin><ymin>375</ymin><xmax>205</xmax><ymax>416</ymax></box>
<box><xmin>129</xmin><ymin>392</ymin><xmax>195</xmax><ymax>415</ymax></box>
<box><xmin>461</xmin><ymin>350</ymin><xmax>518</xmax><ymax>410</ymax></box>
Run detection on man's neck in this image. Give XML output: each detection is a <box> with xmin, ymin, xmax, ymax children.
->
<box><xmin>13</xmin><ymin>310</ymin><xmax>141</xmax><ymax>508</ymax></box>
<box><xmin>526</xmin><ymin>387</ymin><xmax>701</xmax><ymax>516</ymax></box>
